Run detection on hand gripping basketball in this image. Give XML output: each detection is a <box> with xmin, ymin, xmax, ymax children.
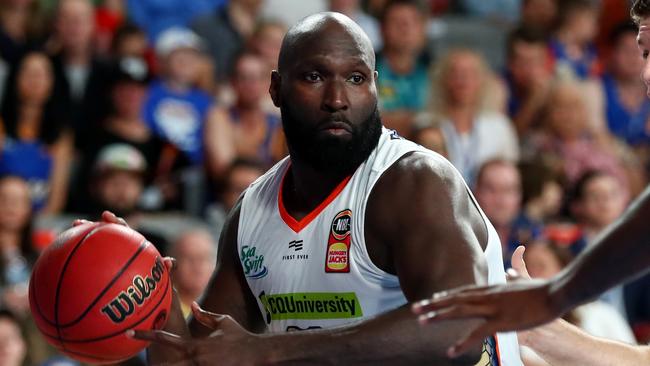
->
<box><xmin>29</xmin><ymin>211</ymin><xmax>174</xmax><ymax>363</ymax></box>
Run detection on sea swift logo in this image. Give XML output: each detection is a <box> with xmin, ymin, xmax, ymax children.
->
<box><xmin>258</xmin><ymin>292</ymin><xmax>363</xmax><ymax>324</ymax></box>
<box><xmin>241</xmin><ymin>245</ymin><xmax>268</xmax><ymax>279</ymax></box>
<box><xmin>326</xmin><ymin>209</ymin><xmax>352</xmax><ymax>273</ymax></box>
<box><xmin>101</xmin><ymin>257</ymin><xmax>165</xmax><ymax>323</ymax></box>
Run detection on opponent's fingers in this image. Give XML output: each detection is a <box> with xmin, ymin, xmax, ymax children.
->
<box><xmin>191</xmin><ymin>302</ymin><xmax>228</xmax><ymax>330</ymax></box>
<box><xmin>511</xmin><ymin>246</ymin><xmax>531</xmax><ymax>279</ymax></box>
<box><xmin>412</xmin><ymin>285</ymin><xmax>496</xmax><ymax>315</ymax></box>
<box><xmin>127</xmin><ymin>329</ymin><xmax>187</xmax><ymax>350</ymax></box>
<box><xmin>101</xmin><ymin>211</ymin><xmax>129</xmax><ymax>227</ymax></box>
<box><xmin>447</xmin><ymin>323</ymin><xmax>494</xmax><ymax>358</ymax></box>
<box><xmin>416</xmin><ymin>303</ymin><xmax>496</xmax><ymax>325</ymax></box>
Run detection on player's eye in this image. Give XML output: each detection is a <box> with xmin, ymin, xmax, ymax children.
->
<box><xmin>304</xmin><ymin>72</ymin><xmax>322</xmax><ymax>82</ymax></box>
<box><xmin>348</xmin><ymin>74</ymin><xmax>365</xmax><ymax>85</ymax></box>
<box><xmin>643</xmin><ymin>50</ymin><xmax>649</xmax><ymax>60</ymax></box>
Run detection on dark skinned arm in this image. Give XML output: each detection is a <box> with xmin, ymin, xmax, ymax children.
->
<box><xmin>189</xmin><ymin>197</ymin><xmax>265</xmax><ymax>336</ymax></box>
<box><xmin>134</xmin><ymin>152</ymin><xmax>492</xmax><ymax>365</ymax></box>
<box><xmin>144</xmin><ymin>197</ymin><xmax>264</xmax><ymax>364</ymax></box>
<box><xmin>413</xmin><ymin>184</ymin><xmax>650</xmax><ymax>357</ymax></box>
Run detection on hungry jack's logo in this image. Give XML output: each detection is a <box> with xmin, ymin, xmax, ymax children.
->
<box><xmin>325</xmin><ymin>209</ymin><xmax>352</xmax><ymax>273</ymax></box>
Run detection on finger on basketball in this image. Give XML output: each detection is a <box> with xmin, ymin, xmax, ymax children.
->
<box><xmin>72</xmin><ymin>219</ymin><xmax>92</xmax><ymax>227</ymax></box>
<box><xmin>163</xmin><ymin>257</ymin><xmax>176</xmax><ymax>272</ymax></box>
<box><xmin>101</xmin><ymin>211</ymin><xmax>129</xmax><ymax>227</ymax></box>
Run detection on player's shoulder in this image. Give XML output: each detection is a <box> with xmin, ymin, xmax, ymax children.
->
<box><xmin>388</xmin><ymin>150</ymin><xmax>461</xmax><ymax>186</ymax></box>
<box><xmin>369</xmin><ymin>150</ymin><xmax>466</xmax><ymax>215</ymax></box>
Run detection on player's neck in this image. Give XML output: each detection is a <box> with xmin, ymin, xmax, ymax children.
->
<box><xmin>284</xmin><ymin>159</ymin><xmax>351</xmax><ymax>216</ymax></box>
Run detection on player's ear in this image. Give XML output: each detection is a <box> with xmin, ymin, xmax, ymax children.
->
<box><xmin>373</xmin><ymin>70</ymin><xmax>378</xmax><ymax>81</ymax></box>
<box><xmin>270</xmin><ymin>70</ymin><xmax>282</xmax><ymax>108</ymax></box>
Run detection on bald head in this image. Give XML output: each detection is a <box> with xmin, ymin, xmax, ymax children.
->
<box><xmin>278</xmin><ymin>12</ymin><xmax>375</xmax><ymax>74</ymax></box>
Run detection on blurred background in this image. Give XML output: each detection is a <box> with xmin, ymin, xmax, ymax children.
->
<box><xmin>0</xmin><ymin>0</ymin><xmax>648</xmax><ymax>364</ymax></box>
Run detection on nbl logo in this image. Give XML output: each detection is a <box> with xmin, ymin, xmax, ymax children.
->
<box><xmin>100</xmin><ymin>257</ymin><xmax>165</xmax><ymax>323</ymax></box>
<box><xmin>331</xmin><ymin>210</ymin><xmax>351</xmax><ymax>240</ymax></box>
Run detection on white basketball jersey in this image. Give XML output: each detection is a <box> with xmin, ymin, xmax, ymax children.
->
<box><xmin>238</xmin><ymin>128</ymin><xmax>522</xmax><ymax>365</ymax></box>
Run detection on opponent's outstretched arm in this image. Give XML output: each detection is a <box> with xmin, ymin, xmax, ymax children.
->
<box><xmin>134</xmin><ymin>153</ymin><xmax>495</xmax><ymax>365</ymax></box>
<box><xmin>413</xmin><ymin>186</ymin><xmax>650</xmax><ymax>356</ymax></box>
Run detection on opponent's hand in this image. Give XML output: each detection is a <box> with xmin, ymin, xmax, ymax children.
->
<box><xmin>411</xmin><ymin>246</ymin><xmax>562</xmax><ymax>358</ymax></box>
<box><xmin>129</xmin><ymin>302</ymin><xmax>264</xmax><ymax>366</ymax></box>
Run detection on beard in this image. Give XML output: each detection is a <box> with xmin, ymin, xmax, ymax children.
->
<box><xmin>281</xmin><ymin>101</ymin><xmax>382</xmax><ymax>177</ymax></box>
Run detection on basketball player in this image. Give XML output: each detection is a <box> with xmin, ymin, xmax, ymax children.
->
<box><xmin>412</xmin><ymin>0</ymin><xmax>650</xmax><ymax>361</ymax></box>
<box><xmin>113</xmin><ymin>12</ymin><xmax>520</xmax><ymax>365</ymax></box>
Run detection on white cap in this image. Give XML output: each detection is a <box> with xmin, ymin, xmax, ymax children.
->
<box><xmin>155</xmin><ymin>27</ymin><xmax>204</xmax><ymax>58</ymax></box>
<box><xmin>94</xmin><ymin>144</ymin><xmax>147</xmax><ymax>174</ymax></box>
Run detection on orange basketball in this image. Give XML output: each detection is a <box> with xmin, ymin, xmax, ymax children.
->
<box><xmin>29</xmin><ymin>222</ymin><xmax>172</xmax><ymax>364</ymax></box>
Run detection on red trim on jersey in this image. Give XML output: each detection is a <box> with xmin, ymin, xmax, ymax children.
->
<box><xmin>278</xmin><ymin>166</ymin><xmax>352</xmax><ymax>233</ymax></box>
<box><xmin>494</xmin><ymin>333</ymin><xmax>502</xmax><ymax>365</ymax></box>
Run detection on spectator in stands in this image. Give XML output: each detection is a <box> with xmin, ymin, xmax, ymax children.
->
<box><xmin>0</xmin><ymin>309</ymin><xmax>26</xmax><ymax>366</ymax></box>
<box><xmin>457</xmin><ymin>0</ymin><xmax>521</xmax><ymax>25</ymax></box>
<box><xmin>50</xmin><ymin>0</ymin><xmax>112</xmax><ymax>148</ymax></box>
<box><xmin>144</xmin><ymin>27</ymin><xmax>234</xmax><ymax>179</ymax></box>
<box><xmin>519</xmin><ymin>0</ymin><xmax>557</xmax><ymax>37</ymax></box>
<box><xmin>522</xmin><ymin>241</ymin><xmax>636</xmax><ymax>344</ymax></box>
<box><xmin>0</xmin><ymin>51</ymin><xmax>72</xmax><ymax>213</ymax></box>
<box><xmin>170</xmin><ymin>229</ymin><xmax>216</xmax><ymax>318</ymax></box>
<box><xmin>568</xmin><ymin>170</ymin><xmax>630</xmax><ymax>317</ymax></box>
<box><xmin>376</xmin><ymin>0</ymin><xmax>431</xmax><ymax>137</ymax></box>
<box><xmin>191</xmin><ymin>0</ymin><xmax>263</xmax><ymax>83</ymax></box>
<box><xmin>474</xmin><ymin>159</ymin><xmax>543</xmax><ymax>267</ymax></box>
<box><xmin>94</xmin><ymin>0</ymin><xmax>126</xmax><ymax>56</ymax></box>
<box><xmin>90</xmin><ymin>144</ymin><xmax>169</xmax><ymax>254</ymax></box>
<box><xmin>247</xmin><ymin>20</ymin><xmax>286</xmax><ymax>114</ymax></box>
<box><xmin>569</xmin><ymin>170</ymin><xmax>628</xmax><ymax>253</ymax></box>
<box><xmin>71</xmin><ymin>57</ymin><xmax>164</xmax><ymax>214</ymax></box>
<box><xmin>111</xmin><ymin>23</ymin><xmax>149</xmax><ymax>61</ymax></box>
<box><xmin>248</xmin><ymin>20</ymin><xmax>286</xmax><ymax>73</ymax></box>
<box><xmin>205</xmin><ymin>158</ymin><xmax>264</xmax><ymax>236</ymax></box>
<box><xmin>0</xmin><ymin>176</ymin><xmax>58</xmax><ymax>365</ymax></box>
<box><xmin>432</xmin><ymin>49</ymin><xmax>519</xmax><ymax>184</ymax></box>
<box><xmin>504</xmin><ymin>27</ymin><xmax>553</xmax><ymax>138</ymax></box>
<box><xmin>550</xmin><ymin>0</ymin><xmax>602</xmax><ymax>80</ymax></box>
<box><xmin>127</xmin><ymin>0</ymin><xmax>225</xmax><ymax>42</ymax></box>
<box><xmin>412</xmin><ymin>120</ymin><xmax>447</xmax><ymax>158</ymax></box>
<box><xmin>528</xmin><ymin>81</ymin><xmax>629</xmax><ymax>191</ymax></box>
<box><xmin>0</xmin><ymin>176</ymin><xmax>35</xmax><ymax>317</ymax></box>
<box><xmin>518</xmin><ymin>159</ymin><xmax>565</xmax><ymax>226</ymax></box>
<box><xmin>214</xmin><ymin>53</ymin><xmax>284</xmax><ymax>167</ymax></box>
<box><xmin>329</xmin><ymin>0</ymin><xmax>382</xmax><ymax>50</ymax></box>
<box><xmin>599</xmin><ymin>22</ymin><xmax>650</xmax><ymax>147</ymax></box>
<box><xmin>0</xmin><ymin>0</ymin><xmax>45</xmax><ymax>66</ymax></box>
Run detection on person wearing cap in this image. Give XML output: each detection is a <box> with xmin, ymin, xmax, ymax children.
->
<box><xmin>70</xmin><ymin>57</ymin><xmax>166</xmax><ymax>214</ymax></box>
<box><xmin>90</xmin><ymin>143</ymin><xmax>169</xmax><ymax>255</ymax></box>
<box><xmin>50</xmin><ymin>0</ymin><xmax>113</xmax><ymax>149</ymax></box>
<box><xmin>143</xmin><ymin>27</ymin><xmax>234</xmax><ymax>180</ymax></box>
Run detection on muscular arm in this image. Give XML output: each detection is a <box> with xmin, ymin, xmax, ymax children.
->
<box><xmin>550</xmin><ymin>185</ymin><xmax>650</xmax><ymax>313</ymax></box>
<box><xmin>189</xmin><ymin>197</ymin><xmax>266</xmax><ymax>336</ymax></box>
<box><xmin>520</xmin><ymin>319</ymin><xmax>650</xmax><ymax>366</ymax></box>
<box><xmin>252</xmin><ymin>153</ymin><xmax>490</xmax><ymax>365</ymax></box>
<box><xmin>412</xmin><ymin>186</ymin><xmax>650</xmax><ymax>356</ymax></box>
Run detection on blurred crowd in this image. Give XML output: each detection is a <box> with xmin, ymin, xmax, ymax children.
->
<box><xmin>0</xmin><ymin>0</ymin><xmax>647</xmax><ymax>364</ymax></box>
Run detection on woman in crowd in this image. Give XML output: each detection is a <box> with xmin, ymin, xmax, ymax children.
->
<box><xmin>0</xmin><ymin>51</ymin><xmax>72</xmax><ymax>214</ymax></box>
<box><xmin>430</xmin><ymin>48</ymin><xmax>519</xmax><ymax>185</ymax></box>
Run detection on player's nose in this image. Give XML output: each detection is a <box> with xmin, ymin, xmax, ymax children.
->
<box><xmin>322</xmin><ymin>79</ymin><xmax>349</xmax><ymax>112</ymax></box>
